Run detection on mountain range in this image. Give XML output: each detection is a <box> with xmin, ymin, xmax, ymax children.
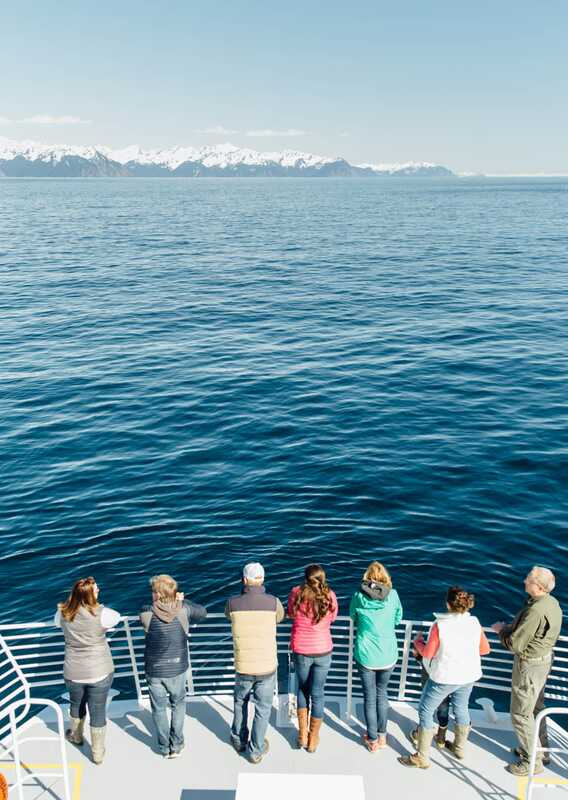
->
<box><xmin>0</xmin><ymin>138</ymin><xmax>456</xmax><ymax>178</ymax></box>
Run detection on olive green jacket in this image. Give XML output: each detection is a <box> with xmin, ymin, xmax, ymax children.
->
<box><xmin>499</xmin><ymin>593</ymin><xmax>562</xmax><ymax>659</ymax></box>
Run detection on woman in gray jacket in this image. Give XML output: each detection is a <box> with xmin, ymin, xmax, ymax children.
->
<box><xmin>55</xmin><ymin>577</ymin><xmax>120</xmax><ymax>764</ymax></box>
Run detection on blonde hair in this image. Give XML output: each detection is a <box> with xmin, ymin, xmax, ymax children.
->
<box><xmin>363</xmin><ymin>561</ymin><xmax>392</xmax><ymax>588</ymax></box>
<box><xmin>150</xmin><ymin>574</ymin><xmax>178</xmax><ymax>603</ymax></box>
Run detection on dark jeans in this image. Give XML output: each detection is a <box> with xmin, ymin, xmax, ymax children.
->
<box><xmin>231</xmin><ymin>671</ymin><xmax>276</xmax><ymax>759</ymax></box>
<box><xmin>357</xmin><ymin>662</ymin><xmax>394</xmax><ymax>740</ymax></box>
<box><xmin>66</xmin><ymin>672</ymin><xmax>113</xmax><ymax>728</ymax></box>
<box><xmin>420</xmin><ymin>664</ymin><xmax>450</xmax><ymax>727</ymax></box>
<box><xmin>293</xmin><ymin>652</ymin><xmax>332</xmax><ymax>719</ymax></box>
<box><xmin>147</xmin><ymin>672</ymin><xmax>187</xmax><ymax>756</ymax></box>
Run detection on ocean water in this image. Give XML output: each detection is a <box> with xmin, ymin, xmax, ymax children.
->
<box><xmin>1</xmin><ymin>177</ymin><xmax>567</xmax><ymax>627</ymax></box>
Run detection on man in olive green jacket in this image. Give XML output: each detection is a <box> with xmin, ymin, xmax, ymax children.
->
<box><xmin>492</xmin><ymin>566</ymin><xmax>562</xmax><ymax>776</ymax></box>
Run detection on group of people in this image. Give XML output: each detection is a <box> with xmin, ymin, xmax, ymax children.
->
<box><xmin>55</xmin><ymin>562</ymin><xmax>562</xmax><ymax>778</ymax></box>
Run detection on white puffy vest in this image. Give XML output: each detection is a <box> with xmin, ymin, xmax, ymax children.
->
<box><xmin>426</xmin><ymin>613</ymin><xmax>483</xmax><ymax>685</ymax></box>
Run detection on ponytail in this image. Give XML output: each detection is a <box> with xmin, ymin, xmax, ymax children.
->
<box><xmin>446</xmin><ymin>586</ymin><xmax>475</xmax><ymax>613</ymax></box>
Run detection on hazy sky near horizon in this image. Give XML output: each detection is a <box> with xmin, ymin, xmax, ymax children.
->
<box><xmin>1</xmin><ymin>1</ymin><xmax>567</xmax><ymax>174</ymax></box>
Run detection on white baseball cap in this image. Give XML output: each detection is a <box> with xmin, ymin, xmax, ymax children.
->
<box><xmin>243</xmin><ymin>562</ymin><xmax>265</xmax><ymax>581</ymax></box>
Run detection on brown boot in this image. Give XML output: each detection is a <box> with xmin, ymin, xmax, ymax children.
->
<box><xmin>445</xmin><ymin>724</ymin><xmax>470</xmax><ymax>760</ymax></box>
<box><xmin>297</xmin><ymin>708</ymin><xmax>309</xmax><ymax>749</ymax></box>
<box><xmin>398</xmin><ymin>727</ymin><xmax>434</xmax><ymax>769</ymax></box>
<box><xmin>307</xmin><ymin>717</ymin><xmax>323</xmax><ymax>753</ymax></box>
<box><xmin>435</xmin><ymin>725</ymin><xmax>448</xmax><ymax>749</ymax></box>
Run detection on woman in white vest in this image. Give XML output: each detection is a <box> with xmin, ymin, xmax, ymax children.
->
<box><xmin>399</xmin><ymin>586</ymin><xmax>490</xmax><ymax>769</ymax></box>
<box><xmin>55</xmin><ymin>577</ymin><xmax>120</xmax><ymax>765</ymax></box>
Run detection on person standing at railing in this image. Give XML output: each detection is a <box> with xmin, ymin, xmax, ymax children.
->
<box><xmin>140</xmin><ymin>574</ymin><xmax>207</xmax><ymax>759</ymax></box>
<box><xmin>399</xmin><ymin>587</ymin><xmax>491</xmax><ymax>770</ymax></box>
<box><xmin>491</xmin><ymin>566</ymin><xmax>562</xmax><ymax>777</ymax></box>
<box><xmin>225</xmin><ymin>562</ymin><xmax>285</xmax><ymax>764</ymax></box>
<box><xmin>55</xmin><ymin>576</ymin><xmax>121</xmax><ymax>765</ymax></box>
<box><xmin>349</xmin><ymin>561</ymin><xmax>402</xmax><ymax>752</ymax></box>
<box><xmin>288</xmin><ymin>564</ymin><xmax>338</xmax><ymax>753</ymax></box>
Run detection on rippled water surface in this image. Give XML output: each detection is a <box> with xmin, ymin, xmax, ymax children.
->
<box><xmin>1</xmin><ymin>177</ymin><xmax>567</xmax><ymax>625</ymax></box>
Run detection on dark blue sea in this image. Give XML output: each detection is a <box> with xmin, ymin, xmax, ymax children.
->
<box><xmin>1</xmin><ymin>177</ymin><xmax>567</xmax><ymax>627</ymax></box>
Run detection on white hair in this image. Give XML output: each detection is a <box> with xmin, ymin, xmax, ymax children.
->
<box><xmin>529</xmin><ymin>566</ymin><xmax>555</xmax><ymax>593</ymax></box>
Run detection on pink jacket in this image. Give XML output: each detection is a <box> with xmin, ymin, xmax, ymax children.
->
<box><xmin>288</xmin><ymin>586</ymin><xmax>338</xmax><ymax>655</ymax></box>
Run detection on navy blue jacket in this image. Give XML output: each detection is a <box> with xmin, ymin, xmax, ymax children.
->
<box><xmin>140</xmin><ymin>600</ymin><xmax>207</xmax><ymax>678</ymax></box>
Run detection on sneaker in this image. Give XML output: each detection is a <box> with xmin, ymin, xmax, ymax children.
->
<box><xmin>362</xmin><ymin>734</ymin><xmax>381</xmax><ymax>753</ymax></box>
<box><xmin>512</xmin><ymin>746</ymin><xmax>550</xmax><ymax>766</ymax></box>
<box><xmin>506</xmin><ymin>760</ymin><xmax>544</xmax><ymax>777</ymax></box>
<box><xmin>168</xmin><ymin>746</ymin><xmax>185</xmax><ymax>759</ymax></box>
<box><xmin>231</xmin><ymin>738</ymin><xmax>247</xmax><ymax>753</ymax></box>
<box><xmin>248</xmin><ymin>739</ymin><xmax>270</xmax><ymax>765</ymax></box>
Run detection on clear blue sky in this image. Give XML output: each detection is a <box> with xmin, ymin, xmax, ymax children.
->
<box><xmin>1</xmin><ymin>0</ymin><xmax>567</xmax><ymax>174</ymax></box>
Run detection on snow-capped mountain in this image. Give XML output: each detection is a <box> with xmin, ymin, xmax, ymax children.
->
<box><xmin>358</xmin><ymin>161</ymin><xmax>454</xmax><ymax>177</ymax></box>
<box><xmin>0</xmin><ymin>138</ymin><xmax>128</xmax><ymax>177</ymax></box>
<box><xmin>0</xmin><ymin>137</ymin><xmax>457</xmax><ymax>178</ymax></box>
<box><xmin>99</xmin><ymin>143</ymin><xmax>361</xmax><ymax>177</ymax></box>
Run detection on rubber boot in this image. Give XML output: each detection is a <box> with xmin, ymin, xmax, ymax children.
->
<box><xmin>297</xmin><ymin>708</ymin><xmax>309</xmax><ymax>749</ymax></box>
<box><xmin>306</xmin><ymin>717</ymin><xmax>323</xmax><ymax>753</ymax></box>
<box><xmin>446</xmin><ymin>724</ymin><xmax>470</xmax><ymax>760</ymax></box>
<box><xmin>398</xmin><ymin>727</ymin><xmax>434</xmax><ymax>768</ymax></box>
<box><xmin>65</xmin><ymin>716</ymin><xmax>85</xmax><ymax>746</ymax></box>
<box><xmin>435</xmin><ymin>725</ymin><xmax>448</xmax><ymax>749</ymax></box>
<box><xmin>90</xmin><ymin>726</ymin><xmax>106</xmax><ymax>765</ymax></box>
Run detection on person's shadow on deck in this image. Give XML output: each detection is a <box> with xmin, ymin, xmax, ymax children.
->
<box><xmin>113</xmin><ymin>707</ymin><xmax>159</xmax><ymax>752</ymax></box>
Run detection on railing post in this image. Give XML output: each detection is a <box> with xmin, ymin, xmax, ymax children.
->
<box><xmin>345</xmin><ymin>618</ymin><xmax>354</xmax><ymax>721</ymax></box>
<box><xmin>123</xmin><ymin>618</ymin><xmax>143</xmax><ymax>706</ymax></box>
<box><xmin>55</xmin><ymin>701</ymin><xmax>72</xmax><ymax>800</ymax></box>
<box><xmin>9</xmin><ymin>706</ymin><xmax>24</xmax><ymax>800</ymax></box>
<box><xmin>398</xmin><ymin>621</ymin><xmax>413</xmax><ymax>701</ymax></box>
<box><xmin>186</xmin><ymin>637</ymin><xmax>195</xmax><ymax>696</ymax></box>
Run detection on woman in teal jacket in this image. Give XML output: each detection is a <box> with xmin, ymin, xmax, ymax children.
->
<box><xmin>350</xmin><ymin>561</ymin><xmax>403</xmax><ymax>751</ymax></box>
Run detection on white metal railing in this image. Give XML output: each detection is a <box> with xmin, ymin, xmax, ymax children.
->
<box><xmin>0</xmin><ymin>615</ymin><xmax>567</xmax><ymax>713</ymax></box>
<box><xmin>0</xmin><ymin>634</ymin><xmax>71</xmax><ymax>800</ymax></box>
<box><xmin>526</xmin><ymin>707</ymin><xmax>568</xmax><ymax>800</ymax></box>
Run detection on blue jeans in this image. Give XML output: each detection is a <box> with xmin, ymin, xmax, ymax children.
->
<box><xmin>293</xmin><ymin>653</ymin><xmax>332</xmax><ymax>720</ymax></box>
<box><xmin>357</xmin><ymin>662</ymin><xmax>395</xmax><ymax>740</ymax></box>
<box><xmin>420</xmin><ymin>665</ymin><xmax>450</xmax><ymax>727</ymax></box>
<box><xmin>419</xmin><ymin>679</ymin><xmax>474</xmax><ymax>730</ymax></box>
<box><xmin>231</xmin><ymin>672</ymin><xmax>276</xmax><ymax>759</ymax></box>
<box><xmin>66</xmin><ymin>673</ymin><xmax>113</xmax><ymax>728</ymax></box>
<box><xmin>147</xmin><ymin>673</ymin><xmax>187</xmax><ymax>755</ymax></box>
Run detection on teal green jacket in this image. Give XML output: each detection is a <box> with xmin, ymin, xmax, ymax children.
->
<box><xmin>349</xmin><ymin>588</ymin><xmax>403</xmax><ymax>669</ymax></box>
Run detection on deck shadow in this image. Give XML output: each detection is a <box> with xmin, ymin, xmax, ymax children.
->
<box><xmin>113</xmin><ymin>708</ymin><xmax>160</xmax><ymax>753</ymax></box>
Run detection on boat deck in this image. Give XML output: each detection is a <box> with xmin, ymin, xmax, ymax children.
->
<box><xmin>3</xmin><ymin>696</ymin><xmax>568</xmax><ymax>800</ymax></box>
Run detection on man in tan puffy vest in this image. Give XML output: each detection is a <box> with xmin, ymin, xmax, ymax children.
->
<box><xmin>225</xmin><ymin>562</ymin><xmax>285</xmax><ymax>764</ymax></box>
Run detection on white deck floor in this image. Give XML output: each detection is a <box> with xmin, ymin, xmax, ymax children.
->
<box><xmin>3</xmin><ymin>696</ymin><xmax>568</xmax><ymax>800</ymax></box>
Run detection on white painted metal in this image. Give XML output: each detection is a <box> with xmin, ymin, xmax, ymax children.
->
<box><xmin>526</xmin><ymin>706</ymin><xmax>568</xmax><ymax>800</ymax></box>
<box><xmin>236</xmin><ymin>772</ymin><xmax>365</xmax><ymax>800</ymax></box>
<box><xmin>8</xmin><ymin>698</ymin><xmax>71</xmax><ymax>800</ymax></box>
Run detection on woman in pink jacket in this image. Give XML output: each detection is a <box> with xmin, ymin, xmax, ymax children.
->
<box><xmin>288</xmin><ymin>564</ymin><xmax>338</xmax><ymax>753</ymax></box>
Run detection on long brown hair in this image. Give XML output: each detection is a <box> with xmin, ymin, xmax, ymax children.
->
<box><xmin>293</xmin><ymin>564</ymin><xmax>334</xmax><ymax>624</ymax></box>
<box><xmin>59</xmin><ymin>577</ymin><xmax>99</xmax><ymax>622</ymax></box>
